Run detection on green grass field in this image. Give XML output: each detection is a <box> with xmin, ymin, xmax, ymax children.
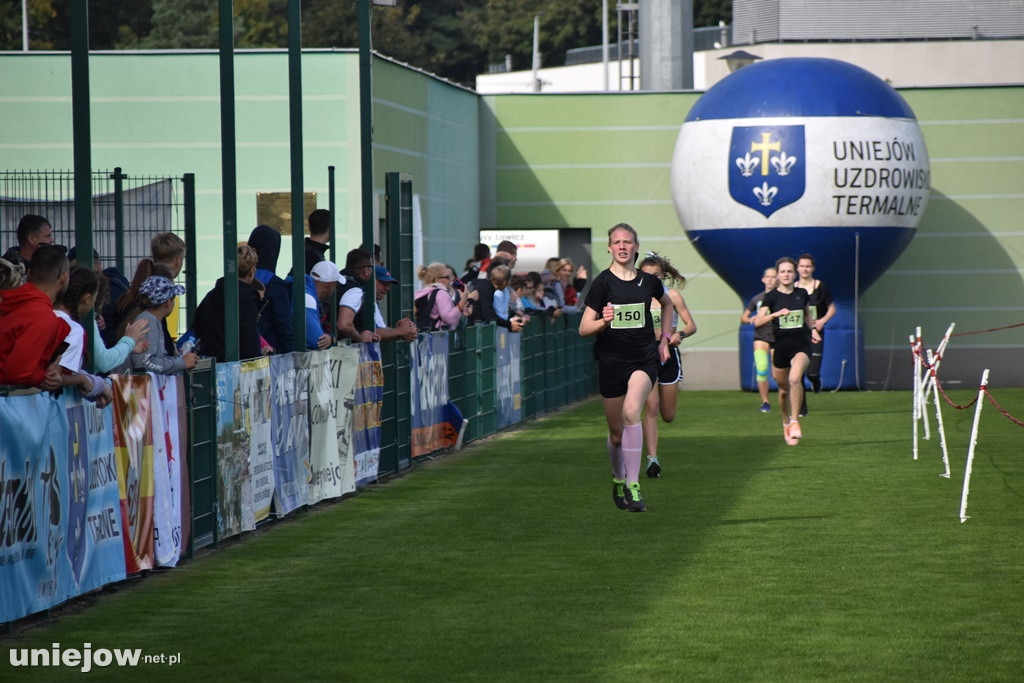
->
<box><xmin>3</xmin><ymin>389</ymin><xmax>1023</xmax><ymax>681</ymax></box>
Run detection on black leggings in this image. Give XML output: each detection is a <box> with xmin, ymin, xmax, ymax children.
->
<box><xmin>807</xmin><ymin>338</ymin><xmax>824</xmax><ymax>377</ymax></box>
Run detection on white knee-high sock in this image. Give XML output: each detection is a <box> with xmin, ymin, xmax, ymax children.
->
<box><xmin>607</xmin><ymin>436</ymin><xmax>625</xmax><ymax>480</ymax></box>
<box><xmin>622</xmin><ymin>423</ymin><xmax>643</xmax><ymax>485</ymax></box>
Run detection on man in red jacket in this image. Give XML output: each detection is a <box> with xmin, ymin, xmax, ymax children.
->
<box><xmin>0</xmin><ymin>244</ymin><xmax>70</xmax><ymax>390</ymax></box>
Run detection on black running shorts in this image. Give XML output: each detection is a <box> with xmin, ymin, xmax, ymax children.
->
<box><xmin>657</xmin><ymin>345</ymin><xmax>682</xmax><ymax>385</ymax></box>
<box><xmin>598</xmin><ymin>356</ymin><xmax>659</xmax><ymax>398</ymax></box>
<box><xmin>772</xmin><ymin>336</ymin><xmax>811</xmax><ymax>369</ymax></box>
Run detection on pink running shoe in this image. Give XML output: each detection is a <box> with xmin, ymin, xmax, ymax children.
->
<box><xmin>789</xmin><ymin>419</ymin><xmax>802</xmax><ymax>440</ymax></box>
<box><xmin>783</xmin><ymin>421</ymin><xmax>798</xmax><ymax>446</ymax></box>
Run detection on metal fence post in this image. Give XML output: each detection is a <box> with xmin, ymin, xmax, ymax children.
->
<box><xmin>111</xmin><ymin>167</ymin><xmax>126</xmax><ymax>273</ymax></box>
<box><xmin>182</xmin><ymin>173</ymin><xmax>198</xmax><ymax>331</ymax></box>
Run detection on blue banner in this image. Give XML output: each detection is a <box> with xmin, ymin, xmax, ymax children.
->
<box><xmin>62</xmin><ymin>393</ymin><xmax>127</xmax><ymax>598</ymax></box>
<box><xmin>1</xmin><ymin>391</ymin><xmax>126</xmax><ymax>624</ymax></box>
<box><xmin>270</xmin><ymin>352</ymin><xmax>311</xmax><ymax>516</ymax></box>
<box><xmin>496</xmin><ymin>328</ymin><xmax>522</xmax><ymax>429</ymax></box>
<box><xmin>353</xmin><ymin>343</ymin><xmax>383</xmax><ymax>485</ymax></box>
<box><xmin>410</xmin><ymin>332</ymin><xmax>452</xmax><ymax>458</ymax></box>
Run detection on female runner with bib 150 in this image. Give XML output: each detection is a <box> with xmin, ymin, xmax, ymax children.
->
<box><xmin>754</xmin><ymin>257</ymin><xmax>821</xmax><ymax>446</ymax></box>
<box><xmin>579</xmin><ymin>224</ymin><xmax>673</xmax><ymax>512</ymax></box>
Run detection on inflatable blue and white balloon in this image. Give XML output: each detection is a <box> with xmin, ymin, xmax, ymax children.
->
<box><xmin>671</xmin><ymin>57</ymin><xmax>930</xmax><ymax>389</ymax></box>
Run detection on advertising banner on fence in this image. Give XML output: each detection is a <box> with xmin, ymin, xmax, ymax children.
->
<box><xmin>0</xmin><ymin>392</ymin><xmax>129</xmax><ymax>623</ymax></box>
<box><xmin>151</xmin><ymin>375</ymin><xmax>189</xmax><ymax>566</ymax></box>
<box><xmin>331</xmin><ymin>345</ymin><xmax>359</xmax><ymax>495</ymax></box>
<box><xmin>62</xmin><ymin>393</ymin><xmax>127</xmax><ymax>599</ymax></box>
<box><xmin>112</xmin><ymin>374</ymin><xmax>156</xmax><ymax>573</ymax></box>
<box><xmin>410</xmin><ymin>332</ymin><xmax>464</xmax><ymax>458</ymax></box>
<box><xmin>216</xmin><ymin>362</ymin><xmax>252</xmax><ymax>539</ymax></box>
<box><xmin>309</xmin><ymin>351</ymin><xmax>344</xmax><ymax>502</ymax></box>
<box><xmin>270</xmin><ymin>352</ymin><xmax>310</xmax><ymax>516</ymax></box>
<box><xmin>496</xmin><ymin>328</ymin><xmax>522</xmax><ymax>429</ymax></box>
<box><xmin>353</xmin><ymin>343</ymin><xmax>383</xmax><ymax>485</ymax></box>
<box><xmin>240</xmin><ymin>358</ymin><xmax>274</xmax><ymax>522</ymax></box>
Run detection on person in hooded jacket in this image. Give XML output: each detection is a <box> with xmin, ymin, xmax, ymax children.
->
<box><xmin>190</xmin><ymin>245</ymin><xmax>261</xmax><ymax>362</ymax></box>
<box><xmin>247</xmin><ymin>224</ymin><xmax>295</xmax><ymax>352</ymax></box>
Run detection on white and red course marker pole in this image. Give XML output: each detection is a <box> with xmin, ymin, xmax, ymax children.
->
<box><xmin>959</xmin><ymin>369</ymin><xmax>990</xmax><ymax>524</ymax></box>
<box><xmin>911</xmin><ymin>333</ymin><xmax>921</xmax><ymax>460</ymax></box>
<box><xmin>917</xmin><ymin>327</ymin><xmax>932</xmax><ymax>442</ymax></box>
<box><xmin>926</xmin><ymin>348</ymin><xmax>951</xmax><ymax>479</ymax></box>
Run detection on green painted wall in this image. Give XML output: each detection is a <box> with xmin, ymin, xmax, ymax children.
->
<box><xmin>0</xmin><ymin>50</ymin><xmax>479</xmax><ymax>291</ymax></box>
<box><xmin>481</xmin><ymin>87</ymin><xmax>1024</xmax><ymax>387</ymax></box>
<box><xmin>371</xmin><ymin>59</ymin><xmax>480</xmax><ymax>270</ymax></box>
<box><xmin>0</xmin><ymin>50</ymin><xmax>1019</xmax><ymax>386</ymax></box>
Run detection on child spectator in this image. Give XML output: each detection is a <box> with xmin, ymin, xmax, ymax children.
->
<box><xmin>150</xmin><ymin>231</ymin><xmax>187</xmax><ymax>349</ymax></box>
<box><xmin>522</xmin><ymin>271</ymin><xmax>561</xmax><ymax>318</ymax></box>
<box><xmin>113</xmin><ymin>276</ymin><xmax>198</xmax><ymax>375</ymax></box>
<box><xmin>52</xmin><ymin>266</ymin><xmax>114</xmax><ymax>406</ymax></box>
<box><xmin>58</xmin><ymin>266</ymin><xmax>150</xmax><ymax>375</ymax></box>
<box><xmin>466</xmin><ymin>264</ymin><xmax>523</xmax><ymax>332</ymax></box>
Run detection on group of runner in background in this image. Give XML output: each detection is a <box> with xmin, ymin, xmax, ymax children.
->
<box><xmin>743</xmin><ymin>255</ymin><xmax>834</xmax><ymax>446</ymax></box>
<box><xmin>581</xmin><ymin>222</ymin><xmax>834</xmax><ymax>512</ymax></box>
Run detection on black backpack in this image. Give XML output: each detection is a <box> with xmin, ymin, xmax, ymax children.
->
<box><xmin>414</xmin><ymin>288</ymin><xmax>441</xmax><ymax>332</ymax></box>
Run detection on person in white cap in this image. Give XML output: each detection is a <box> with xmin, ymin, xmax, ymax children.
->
<box><xmin>305</xmin><ymin>260</ymin><xmax>343</xmax><ymax>350</ymax></box>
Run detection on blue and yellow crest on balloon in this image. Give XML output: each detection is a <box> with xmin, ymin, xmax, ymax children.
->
<box><xmin>728</xmin><ymin>125</ymin><xmax>805</xmax><ymax>217</ymax></box>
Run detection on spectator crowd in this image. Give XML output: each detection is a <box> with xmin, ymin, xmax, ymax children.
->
<box><xmin>0</xmin><ymin>214</ymin><xmax>587</xmax><ymax>396</ymax></box>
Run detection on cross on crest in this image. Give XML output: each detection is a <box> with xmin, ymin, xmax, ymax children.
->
<box><xmin>728</xmin><ymin>125</ymin><xmax>805</xmax><ymax>217</ymax></box>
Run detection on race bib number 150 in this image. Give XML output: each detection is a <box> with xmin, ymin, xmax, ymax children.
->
<box><xmin>611</xmin><ymin>302</ymin><xmax>645</xmax><ymax>329</ymax></box>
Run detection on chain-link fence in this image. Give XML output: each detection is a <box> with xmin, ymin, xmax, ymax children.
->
<box><xmin>0</xmin><ymin>168</ymin><xmax>189</xmax><ymax>279</ymax></box>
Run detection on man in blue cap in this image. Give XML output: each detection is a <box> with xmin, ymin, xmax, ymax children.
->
<box><xmin>372</xmin><ymin>265</ymin><xmax>417</xmax><ymax>343</ymax></box>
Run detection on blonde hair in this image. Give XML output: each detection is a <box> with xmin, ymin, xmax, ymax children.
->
<box><xmin>237</xmin><ymin>244</ymin><xmax>257</xmax><ymax>277</ymax></box>
<box><xmin>489</xmin><ymin>264</ymin><xmax>510</xmax><ymax>285</ymax></box>
<box><xmin>608</xmin><ymin>222</ymin><xmax>638</xmax><ymax>244</ymax></box>
<box><xmin>0</xmin><ymin>258</ymin><xmax>26</xmax><ymax>290</ymax></box>
<box><xmin>417</xmin><ymin>262</ymin><xmax>449</xmax><ymax>285</ymax></box>
<box><xmin>555</xmin><ymin>258</ymin><xmax>574</xmax><ymax>274</ymax></box>
<box><xmin>151</xmin><ymin>232</ymin><xmax>186</xmax><ymax>263</ymax></box>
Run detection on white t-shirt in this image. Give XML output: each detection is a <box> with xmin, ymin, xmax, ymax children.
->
<box><xmin>54</xmin><ymin>310</ymin><xmax>85</xmax><ymax>372</ymax></box>
<box><xmin>374</xmin><ymin>302</ymin><xmax>385</xmax><ymax>329</ymax></box>
<box><xmin>340</xmin><ymin>287</ymin><xmax>363</xmax><ymax>313</ymax></box>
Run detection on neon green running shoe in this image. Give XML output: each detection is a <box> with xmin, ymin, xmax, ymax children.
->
<box><xmin>625</xmin><ymin>483</ymin><xmax>646</xmax><ymax>512</ymax></box>
<box><xmin>612</xmin><ymin>479</ymin><xmax>628</xmax><ymax>510</ymax></box>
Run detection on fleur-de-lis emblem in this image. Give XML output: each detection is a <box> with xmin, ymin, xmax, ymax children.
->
<box><xmin>771</xmin><ymin>152</ymin><xmax>797</xmax><ymax>176</ymax></box>
<box><xmin>735</xmin><ymin>152</ymin><xmax>758</xmax><ymax>177</ymax></box>
<box><xmin>753</xmin><ymin>182</ymin><xmax>777</xmax><ymax>206</ymax></box>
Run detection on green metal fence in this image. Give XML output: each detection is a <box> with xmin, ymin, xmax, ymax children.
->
<box><xmin>379</xmin><ymin>172</ymin><xmax>414</xmax><ymax>475</ymax></box>
<box><xmin>185</xmin><ymin>357</ymin><xmax>219</xmax><ymax>554</ymax></box>
<box><xmin>0</xmin><ymin>168</ymin><xmax>196</xmax><ymax>322</ymax></box>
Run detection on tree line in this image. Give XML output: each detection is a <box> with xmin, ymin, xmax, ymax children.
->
<box><xmin>2</xmin><ymin>0</ymin><xmax>731</xmax><ymax>86</ymax></box>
